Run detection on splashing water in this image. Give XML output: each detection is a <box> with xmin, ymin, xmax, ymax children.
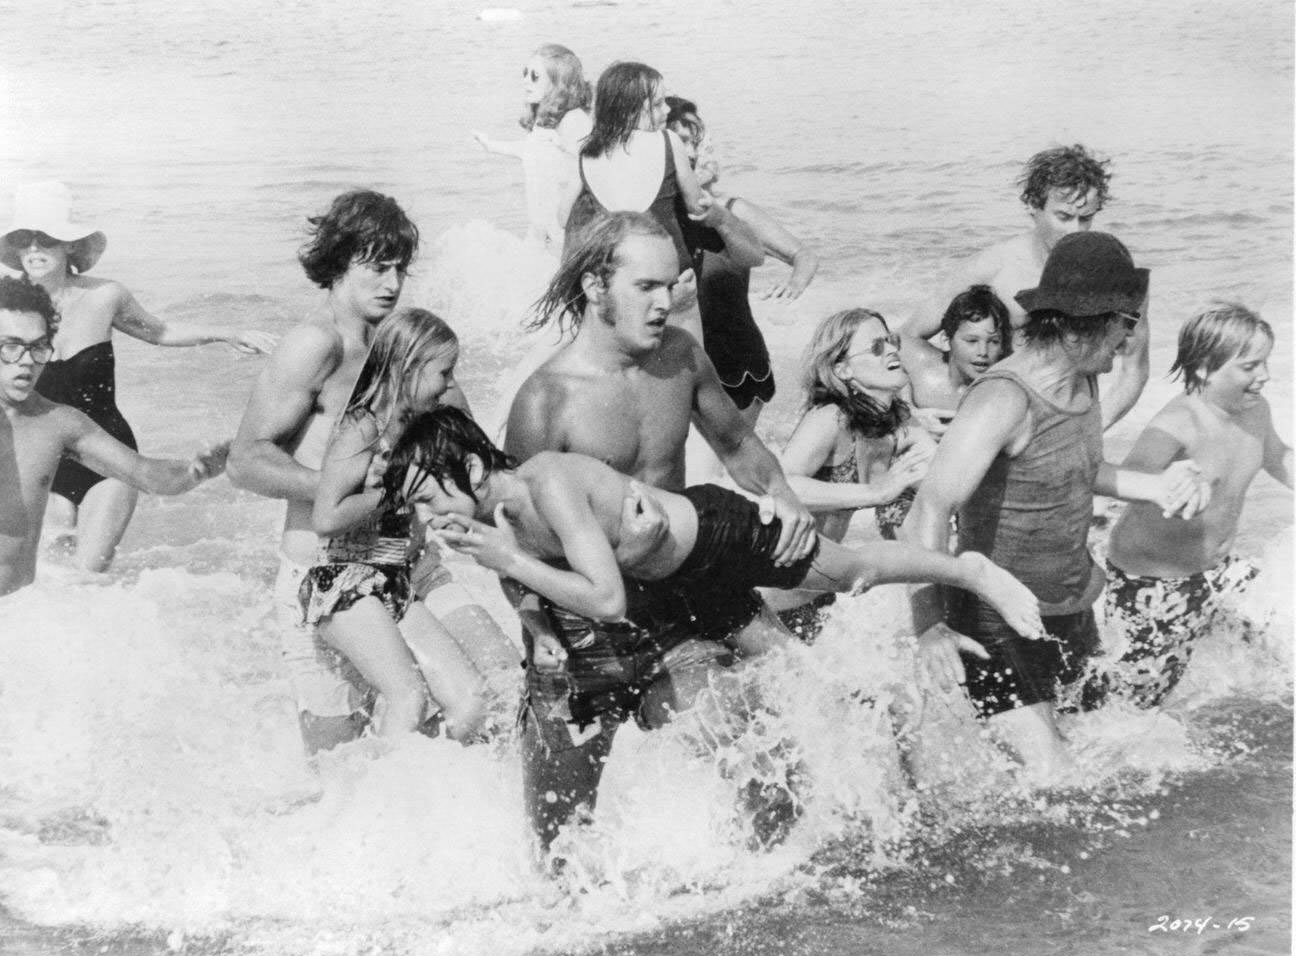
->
<box><xmin>1</xmin><ymin>509</ymin><xmax>1288</xmax><ymax>954</ymax></box>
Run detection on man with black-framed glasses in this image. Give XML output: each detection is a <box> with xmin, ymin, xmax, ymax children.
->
<box><xmin>0</xmin><ymin>277</ymin><xmax>224</xmax><ymax>595</ymax></box>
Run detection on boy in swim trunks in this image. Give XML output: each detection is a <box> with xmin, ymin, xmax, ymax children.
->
<box><xmin>1081</xmin><ymin>303</ymin><xmax>1291</xmax><ymax>709</ymax></box>
<box><xmin>0</xmin><ymin>278</ymin><xmax>225</xmax><ymax>596</ymax></box>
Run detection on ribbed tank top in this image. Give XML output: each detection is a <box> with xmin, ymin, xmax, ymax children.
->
<box><xmin>956</xmin><ymin>368</ymin><xmax>1105</xmax><ymax>614</ymax></box>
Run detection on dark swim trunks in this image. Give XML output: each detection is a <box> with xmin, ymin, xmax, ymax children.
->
<box><xmin>950</xmin><ymin>592</ymin><xmax>1100</xmax><ymax>719</ymax></box>
<box><xmin>667</xmin><ymin>484</ymin><xmax>819</xmax><ymax>592</ymax></box>
<box><xmin>525</xmin><ymin>576</ymin><xmax>749</xmax><ymax>752</ymax></box>
<box><xmin>1077</xmin><ymin>555</ymin><xmax>1262</xmax><ymax>710</ymax></box>
<box><xmin>35</xmin><ymin>341</ymin><xmax>138</xmax><ymax>506</ymax></box>
<box><xmin>775</xmin><ymin>592</ymin><xmax>837</xmax><ymax>644</ymax></box>
<box><xmin>525</xmin><ymin>484</ymin><xmax>821</xmax><ymax>750</ymax></box>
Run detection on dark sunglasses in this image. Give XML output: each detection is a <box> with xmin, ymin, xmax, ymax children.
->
<box><xmin>1116</xmin><ymin>311</ymin><xmax>1140</xmax><ymax>332</ymax></box>
<box><xmin>845</xmin><ymin>332</ymin><xmax>902</xmax><ymax>360</ymax></box>
<box><xmin>6</xmin><ymin>230</ymin><xmax>61</xmax><ymax>250</ymax></box>
<box><xmin>0</xmin><ymin>339</ymin><xmax>54</xmax><ymax>364</ymax></box>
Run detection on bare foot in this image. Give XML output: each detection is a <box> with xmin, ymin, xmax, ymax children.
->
<box><xmin>961</xmin><ymin>552</ymin><xmax>1044</xmax><ymax>639</ymax></box>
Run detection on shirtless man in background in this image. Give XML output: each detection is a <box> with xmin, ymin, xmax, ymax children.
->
<box><xmin>906</xmin><ymin>145</ymin><xmax>1149</xmax><ymax>429</ymax></box>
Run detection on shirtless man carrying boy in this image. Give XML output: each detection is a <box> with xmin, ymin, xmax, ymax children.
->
<box><xmin>1082</xmin><ymin>303</ymin><xmax>1291</xmax><ymax>709</ymax></box>
<box><xmin>0</xmin><ymin>278</ymin><xmax>224</xmax><ymax>596</ymax></box>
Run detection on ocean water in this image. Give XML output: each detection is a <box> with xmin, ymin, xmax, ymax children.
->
<box><xmin>0</xmin><ymin>1</ymin><xmax>1292</xmax><ymax>954</ymax></box>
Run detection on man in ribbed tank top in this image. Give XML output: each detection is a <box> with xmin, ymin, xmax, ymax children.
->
<box><xmin>901</xmin><ymin>232</ymin><xmax>1212</xmax><ymax>781</ymax></box>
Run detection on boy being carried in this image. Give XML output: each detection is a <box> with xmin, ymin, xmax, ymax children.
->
<box><xmin>391</xmin><ymin>406</ymin><xmax>1046</xmax><ymax>667</ymax></box>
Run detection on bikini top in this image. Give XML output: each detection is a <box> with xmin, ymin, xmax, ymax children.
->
<box><xmin>812</xmin><ymin>443</ymin><xmax>859</xmax><ymax>484</ymax></box>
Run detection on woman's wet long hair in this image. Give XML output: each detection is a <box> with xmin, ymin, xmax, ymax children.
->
<box><xmin>346</xmin><ymin>308</ymin><xmax>457</xmax><ymax>428</ymax></box>
<box><xmin>581</xmin><ymin>61</ymin><xmax>663</xmax><ymax>158</ymax></box>
<box><xmin>385</xmin><ymin>405</ymin><xmax>516</xmax><ymax>507</ymax></box>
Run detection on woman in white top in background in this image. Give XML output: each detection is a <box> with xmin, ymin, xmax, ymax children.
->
<box><xmin>474</xmin><ymin>44</ymin><xmax>593</xmax><ymax>249</ymax></box>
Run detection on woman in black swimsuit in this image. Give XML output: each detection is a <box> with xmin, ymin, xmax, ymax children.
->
<box><xmin>557</xmin><ymin>62</ymin><xmax>761</xmax><ymax>345</ymax></box>
<box><xmin>665</xmin><ymin>96</ymin><xmax>820</xmax><ymax>429</ymax></box>
<box><xmin>0</xmin><ymin>181</ymin><xmax>274</xmax><ymax>572</ymax></box>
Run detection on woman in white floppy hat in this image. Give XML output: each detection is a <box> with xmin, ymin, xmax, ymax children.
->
<box><xmin>0</xmin><ymin>181</ymin><xmax>276</xmax><ymax>572</ymax></box>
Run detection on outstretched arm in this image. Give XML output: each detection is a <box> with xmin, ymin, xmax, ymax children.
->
<box><xmin>1099</xmin><ymin>294</ymin><xmax>1151</xmax><ymax>429</ymax></box>
<box><xmin>726</xmin><ymin>197</ymin><xmax>819</xmax><ymax>299</ymax></box>
<box><xmin>781</xmin><ymin>405</ymin><xmax>929</xmax><ymax>511</ymax></box>
<box><xmin>899</xmin><ymin>378</ymin><xmax>1030</xmax><ymax>681</ymax></box>
<box><xmin>690</xmin><ymin>194</ymin><xmax>765</xmax><ymax>269</ymax></box>
<box><xmin>1095</xmin><ymin>421</ymin><xmax>1211</xmax><ymax>518</ymax></box>
<box><xmin>112</xmin><ymin>283</ymin><xmax>276</xmax><ymax>353</ymax></box>
<box><xmin>472</xmin><ymin>131</ymin><xmax>529</xmax><ymax>158</ymax></box>
<box><xmin>65</xmin><ymin>409</ymin><xmax>225</xmax><ymax>495</ymax></box>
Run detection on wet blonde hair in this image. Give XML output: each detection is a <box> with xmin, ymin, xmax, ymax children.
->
<box><xmin>347</xmin><ymin>308</ymin><xmax>458</xmax><ymax>425</ymax></box>
<box><xmin>1171</xmin><ymin>302</ymin><xmax>1273</xmax><ymax>393</ymax></box>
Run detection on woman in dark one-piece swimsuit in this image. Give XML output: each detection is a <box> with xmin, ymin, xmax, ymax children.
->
<box><xmin>1</xmin><ymin>181</ymin><xmax>275</xmax><ymax>572</ymax></box>
<box><xmin>558</xmin><ymin>61</ymin><xmax>763</xmax><ymax>347</ymax></box>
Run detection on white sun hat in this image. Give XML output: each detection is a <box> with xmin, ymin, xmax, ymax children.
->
<box><xmin>1</xmin><ymin>181</ymin><xmax>108</xmax><ymax>273</ymax></box>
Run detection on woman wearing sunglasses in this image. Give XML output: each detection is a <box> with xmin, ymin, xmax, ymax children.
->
<box><xmin>762</xmin><ymin>308</ymin><xmax>936</xmax><ymax>640</ymax></box>
<box><xmin>0</xmin><ymin>181</ymin><xmax>274</xmax><ymax>572</ymax></box>
<box><xmin>473</xmin><ymin>44</ymin><xmax>593</xmax><ymax>249</ymax></box>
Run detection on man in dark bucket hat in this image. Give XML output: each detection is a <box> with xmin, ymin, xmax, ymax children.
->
<box><xmin>904</xmin><ymin>146</ymin><xmax>1151</xmax><ymax>431</ymax></box>
<box><xmin>901</xmin><ymin>231</ymin><xmax>1210</xmax><ymax>782</ymax></box>
<box><xmin>1015</xmin><ymin>232</ymin><xmax>1149</xmax><ymax>318</ymax></box>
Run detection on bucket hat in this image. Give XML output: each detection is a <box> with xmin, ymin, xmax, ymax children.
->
<box><xmin>1</xmin><ymin>181</ymin><xmax>107</xmax><ymax>274</ymax></box>
<box><xmin>1015</xmin><ymin>232</ymin><xmax>1148</xmax><ymax>318</ymax></box>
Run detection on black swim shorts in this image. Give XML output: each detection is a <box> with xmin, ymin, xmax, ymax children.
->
<box><xmin>949</xmin><ymin>592</ymin><xmax>1100</xmax><ymax>718</ymax></box>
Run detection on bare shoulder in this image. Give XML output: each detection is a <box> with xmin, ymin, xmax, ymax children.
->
<box><xmin>963</xmin><ymin>372</ymin><xmax>1030</xmax><ymax>423</ymax></box>
<box><xmin>1147</xmin><ymin>394</ymin><xmax>1199</xmax><ymax>438</ymax></box>
<box><xmin>266</xmin><ymin>320</ymin><xmax>344</xmax><ymax>387</ymax></box>
<box><xmin>558</xmin><ymin>109</ymin><xmax>592</xmax><ymax>138</ymax></box>
<box><xmin>900</xmin><ymin>333</ymin><xmax>946</xmax><ymax>374</ymax></box>
<box><xmin>506</xmin><ymin>365</ymin><xmax>579</xmax><ymax>455</ymax></box>
<box><xmin>73</xmin><ymin>274</ymin><xmax>124</xmax><ymax>300</ymax></box>
<box><xmin>525</xmin><ymin>451</ymin><xmax>600</xmax><ymax>503</ymax></box>
<box><xmin>958</xmin><ymin>234</ymin><xmax>1018</xmax><ymax>280</ymax></box>
<box><xmin>27</xmin><ymin>395</ymin><xmax>94</xmax><ymax>446</ymax></box>
<box><xmin>660</xmin><ymin>324</ymin><xmax>706</xmax><ymax>368</ymax></box>
<box><xmin>798</xmin><ymin>402</ymin><xmax>844</xmax><ymax>436</ymax></box>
